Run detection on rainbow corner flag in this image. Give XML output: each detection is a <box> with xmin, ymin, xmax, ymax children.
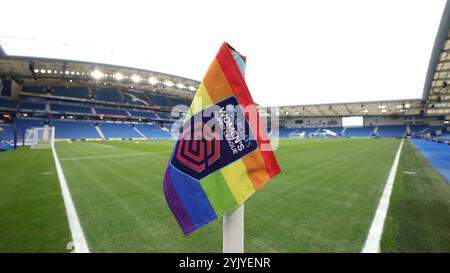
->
<box><xmin>163</xmin><ymin>42</ymin><xmax>281</xmax><ymax>235</ymax></box>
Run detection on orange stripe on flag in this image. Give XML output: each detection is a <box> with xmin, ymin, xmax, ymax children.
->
<box><xmin>203</xmin><ymin>59</ymin><xmax>234</xmax><ymax>103</ymax></box>
<box><xmin>242</xmin><ymin>151</ymin><xmax>271</xmax><ymax>190</ymax></box>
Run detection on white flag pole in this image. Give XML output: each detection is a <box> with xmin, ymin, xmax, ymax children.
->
<box><xmin>223</xmin><ymin>204</ymin><xmax>244</xmax><ymax>253</ymax></box>
<box><xmin>223</xmin><ymin>46</ymin><xmax>246</xmax><ymax>253</ymax></box>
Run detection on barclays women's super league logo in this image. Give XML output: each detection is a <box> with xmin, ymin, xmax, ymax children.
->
<box><xmin>170</xmin><ymin>96</ymin><xmax>258</xmax><ymax>180</ymax></box>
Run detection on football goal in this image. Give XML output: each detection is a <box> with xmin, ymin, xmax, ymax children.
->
<box><xmin>24</xmin><ymin>127</ymin><xmax>55</xmax><ymax>149</ymax></box>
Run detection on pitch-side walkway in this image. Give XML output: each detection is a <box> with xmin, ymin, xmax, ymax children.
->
<box><xmin>411</xmin><ymin>139</ymin><xmax>450</xmax><ymax>184</ymax></box>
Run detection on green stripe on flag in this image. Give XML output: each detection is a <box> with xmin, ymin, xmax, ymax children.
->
<box><xmin>200</xmin><ymin>171</ymin><xmax>238</xmax><ymax>216</ymax></box>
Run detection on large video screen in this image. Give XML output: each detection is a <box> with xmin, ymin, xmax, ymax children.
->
<box><xmin>342</xmin><ymin>116</ymin><xmax>363</xmax><ymax>127</ymax></box>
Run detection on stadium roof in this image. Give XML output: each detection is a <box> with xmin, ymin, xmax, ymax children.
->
<box><xmin>423</xmin><ymin>0</ymin><xmax>450</xmax><ymax>116</ymax></box>
<box><xmin>0</xmin><ymin>51</ymin><xmax>200</xmax><ymax>99</ymax></box>
<box><xmin>274</xmin><ymin>99</ymin><xmax>424</xmax><ymax>118</ymax></box>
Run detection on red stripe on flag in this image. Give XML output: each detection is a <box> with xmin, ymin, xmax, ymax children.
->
<box><xmin>215</xmin><ymin>42</ymin><xmax>281</xmax><ymax>178</ymax></box>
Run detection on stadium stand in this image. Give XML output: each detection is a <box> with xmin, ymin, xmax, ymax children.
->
<box><xmin>427</xmin><ymin>126</ymin><xmax>447</xmax><ymax>134</ymax></box>
<box><xmin>50</xmin><ymin>103</ymin><xmax>93</xmax><ymax>114</ymax></box>
<box><xmin>147</xmin><ymin>94</ymin><xmax>171</xmax><ymax>107</ymax></box>
<box><xmin>409</xmin><ymin>124</ymin><xmax>429</xmax><ymax>136</ymax></box>
<box><xmin>279</xmin><ymin>128</ymin><xmax>318</xmax><ymax>137</ymax></box>
<box><xmin>95</xmin><ymin>107</ymin><xmax>129</xmax><ymax>116</ymax></box>
<box><xmin>0</xmin><ymin>98</ymin><xmax>17</xmax><ymax>109</ymax></box>
<box><xmin>14</xmin><ymin>119</ymin><xmax>45</xmax><ymax>135</ymax></box>
<box><xmin>21</xmin><ymin>85</ymin><xmax>48</xmax><ymax>94</ymax></box>
<box><xmin>156</xmin><ymin>113</ymin><xmax>172</xmax><ymax>120</ymax></box>
<box><xmin>135</xmin><ymin>124</ymin><xmax>172</xmax><ymax>139</ymax></box>
<box><xmin>0</xmin><ymin>124</ymin><xmax>14</xmax><ymax>141</ymax></box>
<box><xmin>344</xmin><ymin>126</ymin><xmax>374</xmax><ymax>137</ymax></box>
<box><xmin>377</xmin><ymin>125</ymin><xmax>406</xmax><ymax>138</ymax></box>
<box><xmin>93</xmin><ymin>88</ymin><xmax>124</xmax><ymax>103</ymax></box>
<box><xmin>18</xmin><ymin>102</ymin><xmax>46</xmax><ymax>112</ymax></box>
<box><xmin>52</xmin><ymin>86</ymin><xmax>89</xmax><ymax>99</ymax></box>
<box><xmin>129</xmin><ymin>110</ymin><xmax>159</xmax><ymax>120</ymax></box>
<box><xmin>51</xmin><ymin>120</ymin><xmax>100</xmax><ymax>139</ymax></box>
<box><xmin>122</xmin><ymin>90</ymin><xmax>151</xmax><ymax>106</ymax></box>
<box><xmin>98</xmin><ymin>122</ymin><xmax>142</xmax><ymax>139</ymax></box>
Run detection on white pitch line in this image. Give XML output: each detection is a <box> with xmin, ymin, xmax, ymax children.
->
<box><xmin>51</xmin><ymin>145</ymin><xmax>90</xmax><ymax>253</ymax></box>
<box><xmin>403</xmin><ymin>171</ymin><xmax>415</xmax><ymax>175</ymax></box>
<box><xmin>88</xmin><ymin>142</ymin><xmax>115</xmax><ymax>148</ymax></box>
<box><xmin>362</xmin><ymin>138</ymin><xmax>404</xmax><ymax>253</ymax></box>
<box><xmin>59</xmin><ymin>151</ymin><xmax>169</xmax><ymax>161</ymax></box>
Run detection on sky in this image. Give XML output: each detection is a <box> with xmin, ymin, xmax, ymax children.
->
<box><xmin>0</xmin><ymin>0</ymin><xmax>446</xmax><ymax>106</ymax></box>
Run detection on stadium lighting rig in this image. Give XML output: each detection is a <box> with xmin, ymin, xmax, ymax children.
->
<box><xmin>148</xmin><ymin>77</ymin><xmax>159</xmax><ymax>85</ymax></box>
<box><xmin>113</xmin><ymin>73</ymin><xmax>124</xmax><ymax>80</ymax></box>
<box><xmin>131</xmin><ymin>75</ymin><xmax>141</xmax><ymax>83</ymax></box>
<box><xmin>163</xmin><ymin>80</ymin><xmax>175</xmax><ymax>87</ymax></box>
<box><xmin>91</xmin><ymin>69</ymin><xmax>104</xmax><ymax>80</ymax></box>
<box><xmin>29</xmin><ymin>65</ymin><xmax>198</xmax><ymax>92</ymax></box>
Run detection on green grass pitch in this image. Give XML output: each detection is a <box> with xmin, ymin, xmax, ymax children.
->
<box><xmin>0</xmin><ymin>138</ymin><xmax>449</xmax><ymax>252</ymax></box>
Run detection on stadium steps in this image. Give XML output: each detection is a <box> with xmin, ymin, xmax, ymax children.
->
<box><xmin>118</xmin><ymin>89</ymin><xmax>126</xmax><ymax>100</ymax></box>
<box><xmin>406</xmin><ymin>125</ymin><xmax>411</xmax><ymax>134</ymax></box>
<box><xmin>373</xmin><ymin>126</ymin><xmax>378</xmax><ymax>134</ymax></box>
<box><xmin>133</xmin><ymin>126</ymin><xmax>147</xmax><ymax>139</ymax></box>
<box><xmin>341</xmin><ymin>128</ymin><xmax>346</xmax><ymax>134</ymax></box>
<box><xmin>95</xmin><ymin>125</ymin><xmax>106</xmax><ymax>140</ymax></box>
<box><xmin>314</xmin><ymin>128</ymin><xmax>320</xmax><ymax>133</ymax></box>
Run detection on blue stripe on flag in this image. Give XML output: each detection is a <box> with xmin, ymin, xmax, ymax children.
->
<box><xmin>168</xmin><ymin>164</ymin><xmax>217</xmax><ymax>229</ymax></box>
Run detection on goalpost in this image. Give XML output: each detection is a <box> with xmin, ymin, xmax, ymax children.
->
<box><xmin>24</xmin><ymin>127</ymin><xmax>55</xmax><ymax>149</ymax></box>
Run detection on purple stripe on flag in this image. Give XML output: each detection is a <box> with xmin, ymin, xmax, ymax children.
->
<box><xmin>163</xmin><ymin>166</ymin><xmax>194</xmax><ymax>235</ymax></box>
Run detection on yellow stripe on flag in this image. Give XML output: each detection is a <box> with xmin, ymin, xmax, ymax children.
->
<box><xmin>220</xmin><ymin>159</ymin><xmax>255</xmax><ymax>204</ymax></box>
<box><xmin>184</xmin><ymin>83</ymin><xmax>214</xmax><ymax>122</ymax></box>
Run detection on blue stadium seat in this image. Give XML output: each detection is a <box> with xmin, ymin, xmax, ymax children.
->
<box><xmin>278</xmin><ymin>128</ymin><xmax>318</xmax><ymax>137</ymax></box>
<box><xmin>409</xmin><ymin>125</ymin><xmax>429</xmax><ymax>136</ymax></box>
<box><xmin>21</xmin><ymin>85</ymin><xmax>48</xmax><ymax>94</ymax></box>
<box><xmin>129</xmin><ymin>110</ymin><xmax>159</xmax><ymax>120</ymax></box>
<box><xmin>98</xmin><ymin>122</ymin><xmax>142</xmax><ymax>139</ymax></box>
<box><xmin>344</xmin><ymin>127</ymin><xmax>374</xmax><ymax>137</ymax></box>
<box><xmin>135</xmin><ymin>124</ymin><xmax>172</xmax><ymax>139</ymax></box>
<box><xmin>50</xmin><ymin>103</ymin><xmax>92</xmax><ymax>114</ymax></box>
<box><xmin>0</xmin><ymin>98</ymin><xmax>17</xmax><ymax>109</ymax></box>
<box><xmin>156</xmin><ymin>113</ymin><xmax>172</xmax><ymax>120</ymax></box>
<box><xmin>52</xmin><ymin>86</ymin><xmax>89</xmax><ymax>99</ymax></box>
<box><xmin>95</xmin><ymin>108</ymin><xmax>129</xmax><ymax>116</ymax></box>
<box><xmin>15</xmin><ymin>119</ymin><xmax>45</xmax><ymax>135</ymax></box>
<box><xmin>19</xmin><ymin>102</ymin><xmax>46</xmax><ymax>112</ymax></box>
<box><xmin>377</xmin><ymin>125</ymin><xmax>406</xmax><ymax>138</ymax></box>
<box><xmin>122</xmin><ymin>90</ymin><xmax>152</xmax><ymax>106</ymax></box>
<box><xmin>0</xmin><ymin>124</ymin><xmax>15</xmax><ymax>141</ymax></box>
<box><xmin>52</xmin><ymin>120</ymin><xmax>100</xmax><ymax>139</ymax></box>
<box><xmin>93</xmin><ymin>88</ymin><xmax>124</xmax><ymax>103</ymax></box>
<box><xmin>147</xmin><ymin>94</ymin><xmax>171</xmax><ymax>107</ymax></box>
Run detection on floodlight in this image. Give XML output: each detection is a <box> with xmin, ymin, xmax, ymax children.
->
<box><xmin>91</xmin><ymin>70</ymin><xmax>103</xmax><ymax>80</ymax></box>
<box><xmin>163</xmin><ymin>80</ymin><xmax>175</xmax><ymax>87</ymax></box>
<box><xmin>148</xmin><ymin>77</ymin><xmax>159</xmax><ymax>85</ymax></box>
<box><xmin>131</xmin><ymin>75</ymin><xmax>141</xmax><ymax>83</ymax></box>
<box><xmin>176</xmin><ymin>83</ymin><xmax>186</xmax><ymax>89</ymax></box>
<box><xmin>114</xmin><ymin>73</ymin><xmax>124</xmax><ymax>80</ymax></box>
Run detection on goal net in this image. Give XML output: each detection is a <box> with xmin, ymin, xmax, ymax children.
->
<box><xmin>24</xmin><ymin>127</ymin><xmax>55</xmax><ymax>149</ymax></box>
